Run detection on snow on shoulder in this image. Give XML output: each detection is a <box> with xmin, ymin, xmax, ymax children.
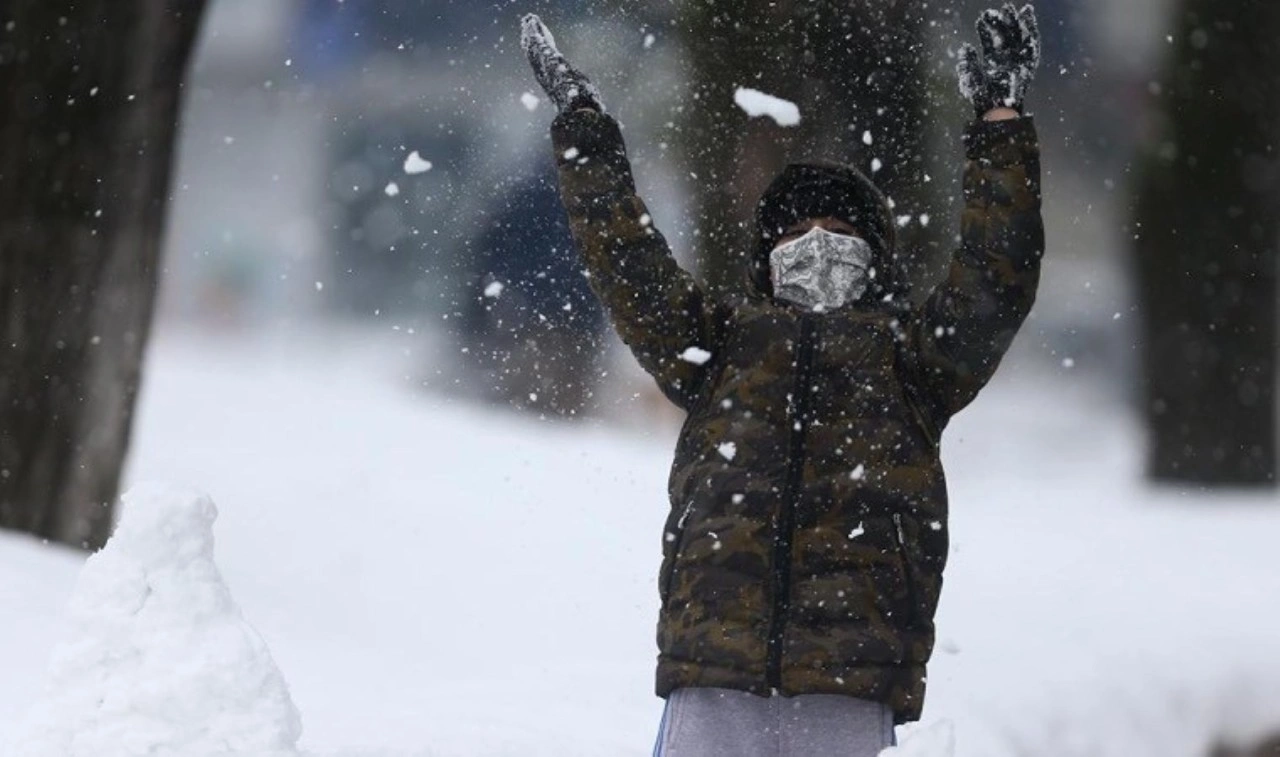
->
<box><xmin>733</xmin><ymin>87</ymin><xmax>801</xmax><ymax>127</ymax></box>
<box><xmin>10</xmin><ymin>483</ymin><xmax>301</xmax><ymax>757</ymax></box>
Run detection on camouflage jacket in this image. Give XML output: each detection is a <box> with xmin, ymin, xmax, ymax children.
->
<box><xmin>550</xmin><ymin>110</ymin><xmax>1043</xmax><ymax>724</ymax></box>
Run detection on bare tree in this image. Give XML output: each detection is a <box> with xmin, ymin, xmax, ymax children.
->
<box><xmin>0</xmin><ymin>1</ymin><xmax>206</xmax><ymax>549</ymax></box>
<box><xmin>1132</xmin><ymin>0</ymin><xmax>1279</xmax><ymax>486</ymax></box>
<box><xmin>673</xmin><ymin>0</ymin><xmax>940</xmax><ymax>295</ymax></box>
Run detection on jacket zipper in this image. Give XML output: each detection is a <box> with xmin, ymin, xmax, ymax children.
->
<box><xmin>892</xmin><ymin>512</ymin><xmax>921</xmax><ymax>631</ymax></box>
<box><xmin>766</xmin><ymin>314</ymin><xmax>819</xmax><ymax>691</ymax></box>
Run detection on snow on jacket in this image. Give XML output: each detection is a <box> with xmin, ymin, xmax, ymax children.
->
<box><xmin>549</xmin><ymin>109</ymin><xmax>1043</xmax><ymax>724</ymax></box>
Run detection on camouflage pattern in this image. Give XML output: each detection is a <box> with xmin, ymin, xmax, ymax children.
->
<box><xmin>549</xmin><ymin>109</ymin><xmax>1043</xmax><ymax>724</ymax></box>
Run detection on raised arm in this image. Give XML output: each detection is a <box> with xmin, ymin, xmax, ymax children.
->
<box><xmin>907</xmin><ymin>4</ymin><xmax>1044</xmax><ymax>426</ymax></box>
<box><xmin>521</xmin><ymin>15</ymin><xmax>722</xmax><ymax>410</ymax></box>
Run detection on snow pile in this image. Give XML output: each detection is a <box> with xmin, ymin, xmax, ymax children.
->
<box><xmin>10</xmin><ymin>483</ymin><xmax>301</xmax><ymax>757</ymax></box>
<box><xmin>733</xmin><ymin>87</ymin><xmax>801</xmax><ymax>126</ymax></box>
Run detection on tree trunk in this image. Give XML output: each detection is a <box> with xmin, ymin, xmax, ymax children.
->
<box><xmin>674</xmin><ymin>0</ymin><xmax>938</xmax><ymax>295</ymax></box>
<box><xmin>1132</xmin><ymin>0</ymin><xmax>1280</xmax><ymax>486</ymax></box>
<box><xmin>0</xmin><ymin>1</ymin><xmax>206</xmax><ymax>549</ymax></box>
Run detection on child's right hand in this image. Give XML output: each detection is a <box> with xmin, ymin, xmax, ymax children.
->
<box><xmin>520</xmin><ymin>14</ymin><xmax>605</xmax><ymax>114</ymax></box>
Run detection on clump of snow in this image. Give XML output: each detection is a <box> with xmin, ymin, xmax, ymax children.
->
<box><xmin>483</xmin><ymin>281</ymin><xmax>504</xmax><ymax>298</ymax></box>
<box><xmin>881</xmin><ymin>720</ymin><xmax>955</xmax><ymax>757</ymax></box>
<box><xmin>402</xmin><ymin>151</ymin><xmax>432</xmax><ymax>175</ymax></box>
<box><xmin>520</xmin><ymin>92</ymin><xmax>540</xmax><ymax>111</ymax></box>
<box><xmin>10</xmin><ymin>483</ymin><xmax>301</xmax><ymax>757</ymax></box>
<box><xmin>643</xmin><ymin>33</ymin><xmax>656</xmax><ymax>49</ymax></box>
<box><xmin>678</xmin><ymin>346</ymin><xmax>711</xmax><ymax>365</ymax></box>
<box><xmin>871</xmin><ymin>158</ymin><xmax>884</xmax><ymax>173</ymax></box>
<box><xmin>383</xmin><ymin>181</ymin><xmax>400</xmax><ymax>197</ymax></box>
<box><xmin>716</xmin><ymin>442</ymin><xmax>737</xmax><ymax>461</ymax></box>
<box><xmin>733</xmin><ymin>87</ymin><xmax>801</xmax><ymax>127</ymax></box>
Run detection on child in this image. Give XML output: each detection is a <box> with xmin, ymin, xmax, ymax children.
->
<box><xmin>521</xmin><ymin>5</ymin><xmax>1043</xmax><ymax>754</ymax></box>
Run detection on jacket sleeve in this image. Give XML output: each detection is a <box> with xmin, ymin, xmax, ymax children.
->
<box><xmin>907</xmin><ymin>117</ymin><xmax>1044</xmax><ymax>428</ymax></box>
<box><xmin>550</xmin><ymin>109</ymin><xmax>722</xmax><ymax>410</ymax></box>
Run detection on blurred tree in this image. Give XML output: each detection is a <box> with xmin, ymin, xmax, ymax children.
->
<box><xmin>0</xmin><ymin>1</ymin><xmax>206</xmax><ymax>549</ymax></box>
<box><xmin>673</xmin><ymin>0</ymin><xmax>941</xmax><ymax>295</ymax></box>
<box><xmin>1132</xmin><ymin>0</ymin><xmax>1279</xmax><ymax>486</ymax></box>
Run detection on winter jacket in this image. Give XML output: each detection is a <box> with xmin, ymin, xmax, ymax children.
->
<box><xmin>549</xmin><ymin>109</ymin><xmax>1043</xmax><ymax>724</ymax></box>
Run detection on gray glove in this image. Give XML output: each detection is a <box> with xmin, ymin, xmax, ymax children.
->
<box><xmin>957</xmin><ymin>3</ymin><xmax>1040</xmax><ymax>118</ymax></box>
<box><xmin>520</xmin><ymin>14</ymin><xmax>604</xmax><ymax>113</ymax></box>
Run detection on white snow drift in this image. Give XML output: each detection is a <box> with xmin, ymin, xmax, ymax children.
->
<box><xmin>10</xmin><ymin>484</ymin><xmax>301</xmax><ymax>757</ymax></box>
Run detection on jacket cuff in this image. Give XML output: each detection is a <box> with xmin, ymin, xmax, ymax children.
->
<box><xmin>963</xmin><ymin>117</ymin><xmax>1039</xmax><ymax>165</ymax></box>
<box><xmin>550</xmin><ymin>109</ymin><xmax>634</xmax><ymax>187</ymax></box>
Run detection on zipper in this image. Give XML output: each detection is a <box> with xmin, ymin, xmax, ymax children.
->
<box><xmin>765</xmin><ymin>313</ymin><xmax>819</xmax><ymax>690</ymax></box>
<box><xmin>892</xmin><ymin>512</ymin><xmax>922</xmax><ymax>631</ymax></box>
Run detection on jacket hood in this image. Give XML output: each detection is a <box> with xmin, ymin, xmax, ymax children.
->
<box><xmin>747</xmin><ymin>161</ymin><xmax>908</xmax><ymax>304</ymax></box>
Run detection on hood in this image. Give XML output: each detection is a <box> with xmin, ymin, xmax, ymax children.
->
<box><xmin>747</xmin><ymin>161</ymin><xmax>908</xmax><ymax>304</ymax></box>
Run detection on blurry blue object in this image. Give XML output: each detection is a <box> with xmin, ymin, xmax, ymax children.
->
<box><xmin>457</xmin><ymin>158</ymin><xmax>607</xmax><ymax>417</ymax></box>
<box><xmin>468</xmin><ymin>164</ymin><xmax>604</xmax><ymax>336</ymax></box>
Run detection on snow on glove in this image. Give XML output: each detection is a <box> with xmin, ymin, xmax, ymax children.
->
<box><xmin>520</xmin><ymin>14</ymin><xmax>604</xmax><ymax>113</ymax></box>
<box><xmin>957</xmin><ymin>3</ymin><xmax>1040</xmax><ymax>118</ymax></box>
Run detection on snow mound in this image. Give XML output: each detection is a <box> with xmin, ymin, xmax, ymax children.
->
<box><xmin>733</xmin><ymin>87</ymin><xmax>800</xmax><ymax>126</ymax></box>
<box><xmin>10</xmin><ymin>483</ymin><xmax>301</xmax><ymax>757</ymax></box>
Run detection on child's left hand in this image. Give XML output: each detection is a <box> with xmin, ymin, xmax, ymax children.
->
<box><xmin>957</xmin><ymin>3</ymin><xmax>1040</xmax><ymax>119</ymax></box>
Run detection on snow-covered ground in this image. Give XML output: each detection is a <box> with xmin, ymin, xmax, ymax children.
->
<box><xmin>2</xmin><ymin>327</ymin><xmax>1278</xmax><ymax>757</ymax></box>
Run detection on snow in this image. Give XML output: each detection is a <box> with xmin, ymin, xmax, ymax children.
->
<box><xmin>519</xmin><ymin>92</ymin><xmax>540</xmax><ymax>111</ymax></box>
<box><xmin>884</xmin><ymin>721</ymin><xmax>955</xmax><ymax>757</ymax></box>
<box><xmin>383</xmin><ymin>182</ymin><xmax>399</xmax><ymax>197</ymax></box>
<box><xmin>716</xmin><ymin>442</ymin><xmax>737</xmax><ymax>461</ymax></box>
<box><xmin>678</xmin><ymin>346</ymin><xmax>711</xmax><ymax>365</ymax></box>
<box><xmin>402</xmin><ymin>151</ymin><xmax>432</xmax><ymax>175</ymax></box>
<box><xmin>483</xmin><ymin>281</ymin><xmax>504</xmax><ymax>298</ymax></box>
<box><xmin>732</xmin><ymin>87</ymin><xmax>801</xmax><ymax>127</ymax></box>
<box><xmin>9</xmin><ymin>484</ymin><xmax>300</xmax><ymax>757</ymax></box>
<box><xmin>3</xmin><ymin>331</ymin><xmax>1280</xmax><ymax>756</ymax></box>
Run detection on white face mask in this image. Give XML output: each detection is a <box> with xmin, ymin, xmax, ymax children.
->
<box><xmin>769</xmin><ymin>227</ymin><xmax>874</xmax><ymax>311</ymax></box>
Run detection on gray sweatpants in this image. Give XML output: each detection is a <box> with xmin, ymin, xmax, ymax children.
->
<box><xmin>653</xmin><ymin>687</ymin><xmax>896</xmax><ymax>757</ymax></box>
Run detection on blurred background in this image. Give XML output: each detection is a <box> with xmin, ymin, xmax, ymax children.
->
<box><xmin>1</xmin><ymin>1</ymin><xmax>1278</xmax><ymax>756</ymax></box>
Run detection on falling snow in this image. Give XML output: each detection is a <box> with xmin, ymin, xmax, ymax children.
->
<box><xmin>403</xmin><ymin>151</ymin><xmax>432</xmax><ymax>174</ymax></box>
<box><xmin>733</xmin><ymin>87</ymin><xmax>801</xmax><ymax>127</ymax></box>
<box><xmin>679</xmin><ymin>346</ymin><xmax>712</xmax><ymax>365</ymax></box>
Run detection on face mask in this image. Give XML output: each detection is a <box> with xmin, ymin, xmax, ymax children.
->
<box><xmin>769</xmin><ymin>227</ymin><xmax>874</xmax><ymax>311</ymax></box>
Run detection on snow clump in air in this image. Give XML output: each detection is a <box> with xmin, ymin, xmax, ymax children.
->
<box><xmin>9</xmin><ymin>483</ymin><xmax>302</xmax><ymax>757</ymax></box>
<box><xmin>679</xmin><ymin>346</ymin><xmax>712</xmax><ymax>365</ymax></box>
<box><xmin>403</xmin><ymin>151</ymin><xmax>432</xmax><ymax>175</ymax></box>
<box><xmin>520</xmin><ymin>92</ymin><xmax>540</xmax><ymax>111</ymax></box>
<box><xmin>733</xmin><ymin>87</ymin><xmax>801</xmax><ymax>127</ymax></box>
